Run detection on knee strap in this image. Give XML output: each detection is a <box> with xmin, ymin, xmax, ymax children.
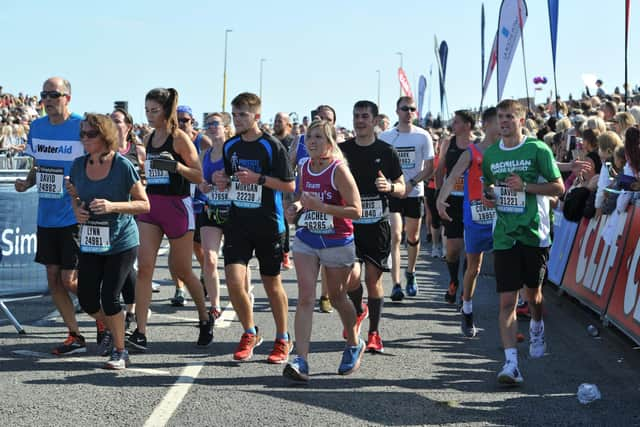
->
<box><xmin>407</xmin><ymin>239</ymin><xmax>420</xmax><ymax>247</ymax></box>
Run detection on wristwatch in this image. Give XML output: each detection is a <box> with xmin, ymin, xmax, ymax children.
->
<box><xmin>389</xmin><ymin>183</ymin><xmax>395</xmax><ymax>194</ymax></box>
<box><xmin>258</xmin><ymin>175</ymin><xmax>266</xmax><ymax>185</ymax></box>
<box><xmin>409</xmin><ymin>178</ymin><xmax>418</xmax><ymax>187</ymax></box>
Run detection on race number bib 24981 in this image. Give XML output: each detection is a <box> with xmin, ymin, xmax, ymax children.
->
<box><xmin>80</xmin><ymin>220</ymin><xmax>111</xmax><ymax>253</ymax></box>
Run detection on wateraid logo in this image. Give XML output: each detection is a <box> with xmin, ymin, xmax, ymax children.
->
<box><xmin>575</xmin><ymin>213</ymin><xmax>626</xmax><ymax>296</ymax></box>
<box><xmin>1</xmin><ymin>227</ymin><xmax>37</xmax><ymax>256</ymax></box>
<box><xmin>623</xmin><ymin>235</ymin><xmax>640</xmax><ymax>321</ymax></box>
<box><xmin>37</xmin><ymin>144</ymin><xmax>73</xmax><ymax>154</ymax></box>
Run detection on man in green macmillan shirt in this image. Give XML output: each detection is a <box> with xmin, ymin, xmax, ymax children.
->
<box><xmin>481</xmin><ymin>99</ymin><xmax>564</xmax><ymax>385</ymax></box>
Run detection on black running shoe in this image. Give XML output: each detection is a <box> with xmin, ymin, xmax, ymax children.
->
<box><xmin>126</xmin><ymin>329</ymin><xmax>147</xmax><ymax>352</ymax></box>
<box><xmin>444</xmin><ymin>282</ymin><xmax>458</xmax><ymax>304</ymax></box>
<box><xmin>461</xmin><ymin>311</ymin><xmax>478</xmax><ymax>338</ymax></box>
<box><xmin>197</xmin><ymin>314</ymin><xmax>214</xmax><ymax>346</ymax></box>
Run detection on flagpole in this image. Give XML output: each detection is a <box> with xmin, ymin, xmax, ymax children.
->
<box><xmin>517</xmin><ymin>1</ymin><xmax>531</xmax><ymax>115</ymax></box>
<box><xmin>625</xmin><ymin>0</ymin><xmax>630</xmax><ymax>110</ymax></box>
<box><xmin>480</xmin><ymin>3</ymin><xmax>486</xmax><ymax>113</ymax></box>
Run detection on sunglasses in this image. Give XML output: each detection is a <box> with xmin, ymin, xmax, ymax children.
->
<box><xmin>40</xmin><ymin>91</ymin><xmax>67</xmax><ymax>100</ymax></box>
<box><xmin>178</xmin><ymin>118</ymin><xmax>191</xmax><ymax>124</ymax></box>
<box><xmin>399</xmin><ymin>106</ymin><xmax>417</xmax><ymax>112</ymax></box>
<box><xmin>204</xmin><ymin>121</ymin><xmax>221</xmax><ymax>129</ymax></box>
<box><xmin>80</xmin><ymin>130</ymin><xmax>100</xmax><ymax>139</ymax></box>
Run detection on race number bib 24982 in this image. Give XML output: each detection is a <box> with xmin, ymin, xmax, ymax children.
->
<box><xmin>37</xmin><ymin>166</ymin><xmax>64</xmax><ymax>199</ymax></box>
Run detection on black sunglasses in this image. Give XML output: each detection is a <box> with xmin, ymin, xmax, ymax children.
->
<box><xmin>204</xmin><ymin>121</ymin><xmax>221</xmax><ymax>129</ymax></box>
<box><xmin>40</xmin><ymin>91</ymin><xmax>67</xmax><ymax>100</ymax></box>
<box><xmin>399</xmin><ymin>106</ymin><xmax>417</xmax><ymax>112</ymax></box>
<box><xmin>80</xmin><ymin>130</ymin><xmax>100</xmax><ymax>139</ymax></box>
<box><xmin>178</xmin><ymin>117</ymin><xmax>191</xmax><ymax>124</ymax></box>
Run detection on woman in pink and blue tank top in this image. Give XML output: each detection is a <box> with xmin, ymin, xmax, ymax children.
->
<box><xmin>283</xmin><ymin>120</ymin><xmax>363</xmax><ymax>381</ymax></box>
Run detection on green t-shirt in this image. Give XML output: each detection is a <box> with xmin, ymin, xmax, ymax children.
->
<box><xmin>482</xmin><ymin>137</ymin><xmax>561</xmax><ymax>250</ymax></box>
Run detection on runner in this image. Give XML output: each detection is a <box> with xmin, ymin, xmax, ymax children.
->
<box><xmin>67</xmin><ymin>113</ymin><xmax>149</xmax><ymax>369</ymax></box>
<box><xmin>111</xmin><ymin>107</ymin><xmax>146</xmax><ymax>332</ymax></box>
<box><xmin>379</xmin><ymin>96</ymin><xmax>434</xmax><ymax>300</ymax></box>
<box><xmin>436</xmin><ymin>107</ymin><xmax>499</xmax><ymax>337</ymax></box>
<box><xmin>481</xmin><ymin>99</ymin><xmax>564</xmax><ymax>385</ymax></box>
<box><xmin>15</xmin><ymin>77</ymin><xmax>86</xmax><ymax>355</ymax></box>
<box><xmin>434</xmin><ymin>110</ymin><xmax>477</xmax><ymax>305</ymax></box>
<box><xmin>424</xmin><ymin>133</ymin><xmax>444</xmax><ymax>258</ymax></box>
<box><xmin>341</xmin><ymin>100</ymin><xmax>404</xmax><ymax>353</ymax></box>
<box><xmin>198</xmin><ymin>112</ymin><xmax>252</xmax><ymax>320</ymax></box>
<box><xmin>283</xmin><ymin>119</ymin><xmax>364</xmax><ymax>381</ymax></box>
<box><xmin>127</xmin><ymin>88</ymin><xmax>212</xmax><ymax>352</ymax></box>
<box><xmin>213</xmin><ymin>92</ymin><xmax>295</xmax><ymax>363</ymax></box>
<box><xmin>273</xmin><ymin>112</ymin><xmax>295</xmax><ymax>270</ymax></box>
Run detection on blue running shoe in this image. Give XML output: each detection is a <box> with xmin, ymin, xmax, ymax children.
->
<box><xmin>390</xmin><ymin>284</ymin><xmax>405</xmax><ymax>302</ymax></box>
<box><xmin>283</xmin><ymin>355</ymin><xmax>309</xmax><ymax>382</ymax></box>
<box><xmin>405</xmin><ymin>272</ymin><xmax>418</xmax><ymax>297</ymax></box>
<box><xmin>338</xmin><ymin>339</ymin><xmax>365</xmax><ymax>375</ymax></box>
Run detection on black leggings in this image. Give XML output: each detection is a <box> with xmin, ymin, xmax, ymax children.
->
<box><xmin>121</xmin><ymin>268</ymin><xmax>136</xmax><ymax>305</ymax></box>
<box><xmin>78</xmin><ymin>247</ymin><xmax>138</xmax><ymax>316</ymax></box>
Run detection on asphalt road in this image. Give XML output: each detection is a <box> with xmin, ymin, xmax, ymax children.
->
<box><xmin>1</xmin><ymin>242</ymin><xmax>639</xmax><ymax>426</ymax></box>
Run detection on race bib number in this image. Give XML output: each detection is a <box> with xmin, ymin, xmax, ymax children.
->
<box><xmin>229</xmin><ymin>178</ymin><xmax>262</xmax><ymax>208</ymax></box>
<box><xmin>495</xmin><ymin>185</ymin><xmax>526</xmax><ymax>213</ymax></box>
<box><xmin>353</xmin><ymin>197</ymin><xmax>384</xmax><ymax>224</ymax></box>
<box><xmin>144</xmin><ymin>160</ymin><xmax>170</xmax><ymax>185</ymax></box>
<box><xmin>37</xmin><ymin>166</ymin><xmax>64</xmax><ymax>199</ymax></box>
<box><xmin>470</xmin><ymin>200</ymin><xmax>496</xmax><ymax>224</ymax></box>
<box><xmin>397</xmin><ymin>147</ymin><xmax>416</xmax><ymax>170</ymax></box>
<box><xmin>206</xmin><ymin>188</ymin><xmax>230</xmax><ymax>207</ymax></box>
<box><xmin>80</xmin><ymin>220</ymin><xmax>111</xmax><ymax>253</ymax></box>
<box><xmin>452</xmin><ymin>176</ymin><xmax>465</xmax><ymax>196</ymax></box>
<box><xmin>297</xmin><ymin>210</ymin><xmax>335</xmax><ymax>234</ymax></box>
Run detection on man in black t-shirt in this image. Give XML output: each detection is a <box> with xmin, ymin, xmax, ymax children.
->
<box><xmin>341</xmin><ymin>100</ymin><xmax>404</xmax><ymax>354</ymax></box>
<box><xmin>214</xmin><ymin>93</ymin><xmax>295</xmax><ymax>364</ymax></box>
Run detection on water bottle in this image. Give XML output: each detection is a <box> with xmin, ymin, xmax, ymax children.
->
<box><xmin>577</xmin><ymin>383</ymin><xmax>601</xmax><ymax>404</ymax></box>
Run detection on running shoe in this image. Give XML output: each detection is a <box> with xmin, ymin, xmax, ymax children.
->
<box><xmin>431</xmin><ymin>243</ymin><xmax>440</xmax><ymax>258</ymax></box>
<box><xmin>126</xmin><ymin>329</ymin><xmax>147</xmax><ymax>352</ymax></box>
<box><xmin>405</xmin><ymin>272</ymin><xmax>418</xmax><ymax>297</ymax></box>
<box><xmin>151</xmin><ymin>281</ymin><xmax>161</xmax><ymax>293</ymax></box>
<box><xmin>124</xmin><ymin>312</ymin><xmax>135</xmax><ymax>336</ymax></box>
<box><xmin>281</xmin><ymin>252</ymin><xmax>292</xmax><ymax>270</ymax></box>
<box><xmin>343</xmin><ymin>303</ymin><xmax>369</xmax><ymax>339</ymax></box>
<box><xmin>497</xmin><ymin>360</ymin><xmax>524</xmax><ymax>385</ymax></box>
<box><xmin>283</xmin><ymin>355</ymin><xmax>310</xmax><ymax>382</ymax></box>
<box><xmin>197</xmin><ymin>314</ymin><xmax>214</xmax><ymax>347</ymax></box>
<box><xmin>52</xmin><ymin>332</ymin><xmax>86</xmax><ymax>356</ymax></box>
<box><xmin>170</xmin><ymin>288</ymin><xmax>186</xmax><ymax>307</ymax></box>
<box><xmin>390</xmin><ymin>284</ymin><xmax>405</xmax><ymax>302</ymax></box>
<box><xmin>209</xmin><ymin>306</ymin><xmax>222</xmax><ymax>320</ymax></box>
<box><xmin>461</xmin><ymin>312</ymin><xmax>478</xmax><ymax>338</ymax></box>
<box><xmin>267</xmin><ymin>336</ymin><xmax>293</xmax><ymax>364</ymax></box>
<box><xmin>365</xmin><ymin>331</ymin><xmax>384</xmax><ymax>353</ymax></box>
<box><xmin>338</xmin><ymin>338</ymin><xmax>365</xmax><ymax>375</ymax></box>
<box><xmin>319</xmin><ymin>296</ymin><xmax>333</xmax><ymax>313</ymax></box>
<box><xmin>444</xmin><ymin>281</ymin><xmax>458</xmax><ymax>304</ymax></box>
<box><xmin>104</xmin><ymin>348</ymin><xmax>130</xmax><ymax>370</ymax></box>
<box><xmin>233</xmin><ymin>327</ymin><xmax>263</xmax><ymax>361</ymax></box>
<box><xmin>529</xmin><ymin>328</ymin><xmax>546</xmax><ymax>358</ymax></box>
<box><xmin>97</xmin><ymin>330</ymin><xmax>114</xmax><ymax>356</ymax></box>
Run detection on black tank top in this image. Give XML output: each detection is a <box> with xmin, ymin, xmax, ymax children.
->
<box><xmin>445</xmin><ymin>136</ymin><xmax>467</xmax><ymax>179</ymax></box>
<box><xmin>145</xmin><ymin>131</ymin><xmax>190</xmax><ymax>196</ymax></box>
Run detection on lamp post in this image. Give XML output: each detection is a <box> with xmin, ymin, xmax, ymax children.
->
<box><xmin>376</xmin><ymin>69</ymin><xmax>381</xmax><ymax>107</ymax></box>
<box><xmin>396</xmin><ymin>51</ymin><xmax>403</xmax><ymax>97</ymax></box>
<box><xmin>259</xmin><ymin>58</ymin><xmax>266</xmax><ymax>100</ymax></box>
<box><xmin>222</xmin><ymin>29</ymin><xmax>232</xmax><ymax>112</ymax></box>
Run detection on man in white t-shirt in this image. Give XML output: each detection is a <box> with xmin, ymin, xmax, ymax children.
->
<box><xmin>379</xmin><ymin>96</ymin><xmax>434</xmax><ymax>300</ymax></box>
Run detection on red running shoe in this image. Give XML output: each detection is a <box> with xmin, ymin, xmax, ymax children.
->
<box><xmin>233</xmin><ymin>327</ymin><xmax>263</xmax><ymax>361</ymax></box>
<box><xmin>365</xmin><ymin>331</ymin><xmax>384</xmax><ymax>353</ymax></box>
<box><xmin>267</xmin><ymin>336</ymin><xmax>293</xmax><ymax>364</ymax></box>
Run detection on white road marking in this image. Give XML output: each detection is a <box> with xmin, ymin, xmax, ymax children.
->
<box><xmin>143</xmin><ymin>363</ymin><xmax>204</xmax><ymax>427</ymax></box>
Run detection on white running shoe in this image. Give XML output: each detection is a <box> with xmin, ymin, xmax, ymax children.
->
<box><xmin>529</xmin><ymin>328</ymin><xmax>546</xmax><ymax>358</ymax></box>
<box><xmin>497</xmin><ymin>360</ymin><xmax>523</xmax><ymax>385</ymax></box>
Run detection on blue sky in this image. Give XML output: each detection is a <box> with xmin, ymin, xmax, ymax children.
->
<box><xmin>1</xmin><ymin>1</ymin><xmax>634</xmax><ymax>128</ymax></box>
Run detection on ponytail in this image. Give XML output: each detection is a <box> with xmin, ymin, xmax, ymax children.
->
<box><xmin>167</xmin><ymin>88</ymin><xmax>179</xmax><ymax>134</ymax></box>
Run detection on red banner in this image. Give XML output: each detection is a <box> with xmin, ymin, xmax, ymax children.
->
<box><xmin>605</xmin><ymin>206</ymin><xmax>640</xmax><ymax>344</ymax></box>
<box><xmin>562</xmin><ymin>213</ymin><xmax>631</xmax><ymax>315</ymax></box>
<box><xmin>398</xmin><ymin>67</ymin><xmax>414</xmax><ymax>99</ymax></box>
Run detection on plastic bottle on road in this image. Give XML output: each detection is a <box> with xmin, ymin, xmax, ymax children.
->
<box><xmin>577</xmin><ymin>383</ymin><xmax>601</xmax><ymax>404</ymax></box>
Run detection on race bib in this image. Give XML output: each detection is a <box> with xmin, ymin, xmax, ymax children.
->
<box><xmin>397</xmin><ymin>147</ymin><xmax>416</xmax><ymax>170</ymax></box>
<box><xmin>228</xmin><ymin>178</ymin><xmax>262</xmax><ymax>208</ymax></box>
<box><xmin>353</xmin><ymin>197</ymin><xmax>384</xmax><ymax>224</ymax></box>
<box><xmin>452</xmin><ymin>176</ymin><xmax>465</xmax><ymax>196</ymax></box>
<box><xmin>297</xmin><ymin>210</ymin><xmax>335</xmax><ymax>234</ymax></box>
<box><xmin>495</xmin><ymin>185</ymin><xmax>526</xmax><ymax>213</ymax></box>
<box><xmin>206</xmin><ymin>188</ymin><xmax>230</xmax><ymax>207</ymax></box>
<box><xmin>144</xmin><ymin>159</ymin><xmax>170</xmax><ymax>185</ymax></box>
<box><xmin>80</xmin><ymin>220</ymin><xmax>111</xmax><ymax>253</ymax></box>
<box><xmin>470</xmin><ymin>200</ymin><xmax>496</xmax><ymax>224</ymax></box>
<box><xmin>37</xmin><ymin>166</ymin><xmax>64</xmax><ymax>199</ymax></box>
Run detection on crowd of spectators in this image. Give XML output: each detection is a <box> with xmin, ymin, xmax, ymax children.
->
<box><xmin>0</xmin><ymin>86</ymin><xmax>42</xmax><ymax>168</ymax></box>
